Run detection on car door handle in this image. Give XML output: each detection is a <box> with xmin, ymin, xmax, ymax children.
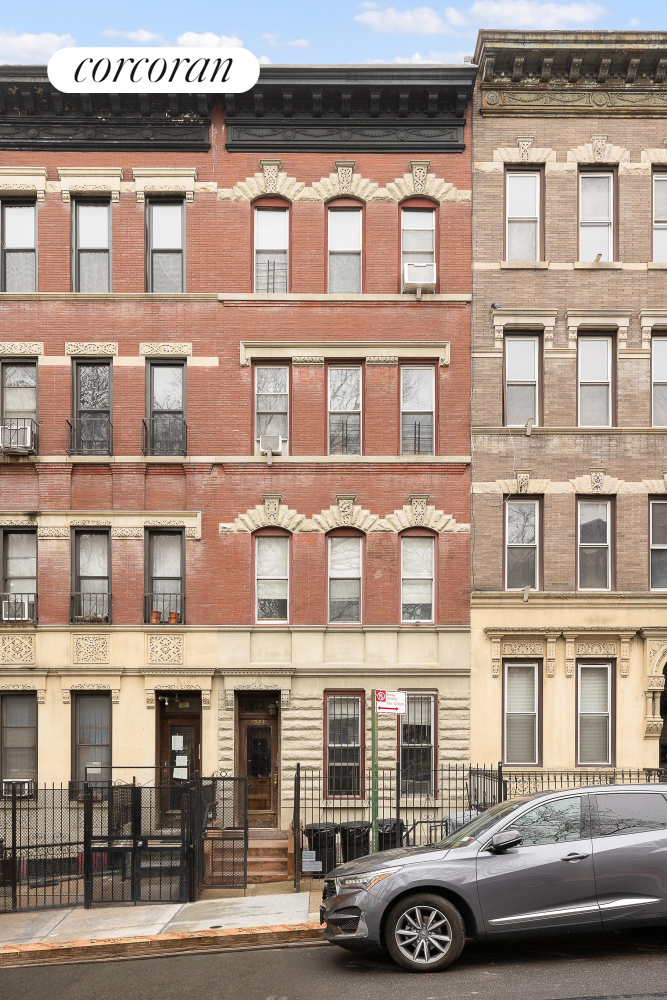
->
<box><xmin>562</xmin><ymin>852</ymin><xmax>590</xmax><ymax>862</ymax></box>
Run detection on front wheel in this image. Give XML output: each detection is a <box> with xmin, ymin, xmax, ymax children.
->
<box><xmin>385</xmin><ymin>893</ymin><xmax>465</xmax><ymax>972</ymax></box>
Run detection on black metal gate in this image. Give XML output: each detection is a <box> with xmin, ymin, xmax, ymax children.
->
<box><xmin>197</xmin><ymin>776</ymin><xmax>248</xmax><ymax>889</ymax></box>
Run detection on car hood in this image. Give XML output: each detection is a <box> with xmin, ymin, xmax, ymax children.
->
<box><xmin>329</xmin><ymin>844</ymin><xmax>450</xmax><ymax>878</ymax></box>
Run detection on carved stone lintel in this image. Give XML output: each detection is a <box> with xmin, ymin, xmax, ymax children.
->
<box><xmin>292</xmin><ymin>356</ymin><xmax>324</xmax><ymax>365</ymax></box>
<box><xmin>0</xmin><ymin>342</ymin><xmax>43</xmax><ymax>356</ymax></box>
<box><xmin>590</xmin><ymin>469</ymin><xmax>605</xmax><ymax>493</ymax></box>
<box><xmin>410</xmin><ymin>160</ymin><xmax>430</xmax><ymax>194</ymax></box>
<box><xmin>517</xmin><ymin>136</ymin><xmax>533</xmax><ymax>161</ymax></box>
<box><xmin>66</xmin><ymin>343</ymin><xmax>118</xmax><ymax>356</ymax></box>
<box><xmin>409</xmin><ymin>494</ymin><xmax>430</xmax><ymax>526</ymax></box>
<box><xmin>516</xmin><ymin>471</ymin><xmax>530</xmax><ymax>494</ymax></box>
<box><xmin>261</xmin><ymin>494</ymin><xmax>283</xmax><ymax>525</ymax></box>
<box><xmin>111</xmin><ymin>526</ymin><xmax>144</xmax><ymax>538</ymax></box>
<box><xmin>140</xmin><ymin>343</ymin><xmax>192</xmax><ymax>357</ymax></box>
<box><xmin>281</xmin><ymin>689</ymin><xmax>290</xmax><ymax>710</ymax></box>
<box><xmin>335</xmin><ymin>160</ymin><xmax>355</xmax><ymax>194</ymax></box>
<box><xmin>366</xmin><ymin>356</ymin><xmax>398</xmax><ymax>365</ymax></box>
<box><xmin>502</xmin><ymin>641</ymin><xmax>544</xmax><ymax>656</ymax></box>
<box><xmin>260</xmin><ymin>159</ymin><xmax>281</xmax><ymax>193</ymax></box>
<box><xmin>576</xmin><ymin>641</ymin><xmax>617</xmax><ymax>657</ymax></box>
<box><xmin>336</xmin><ymin>494</ymin><xmax>357</xmax><ymax>526</ymax></box>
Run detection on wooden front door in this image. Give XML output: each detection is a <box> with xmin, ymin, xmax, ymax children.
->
<box><xmin>158</xmin><ymin>702</ymin><xmax>201</xmax><ymax>812</ymax></box>
<box><xmin>237</xmin><ymin>695</ymin><xmax>280</xmax><ymax>828</ymax></box>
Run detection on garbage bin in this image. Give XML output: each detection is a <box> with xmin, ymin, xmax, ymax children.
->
<box><xmin>377</xmin><ymin>818</ymin><xmax>405</xmax><ymax>851</ymax></box>
<box><xmin>339</xmin><ymin>821</ymin><xmax>371</xmax><ymax>862</ymax></box>
<box><xmin>303</xmin><ymin>823</ymin><xmax>338</xmax><ymax>879</ymax></box>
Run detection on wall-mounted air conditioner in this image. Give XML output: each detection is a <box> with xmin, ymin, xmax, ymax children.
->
<box><xmin>2</xmin><ymin>778</ymin><xmax>34</xmax><ymax>798</ymax></box>
<box><xmin>0</xmin><ymin>423</ymin><xmax>34</xmax><ymax>454</ymax></box>
<box><xmin>403</xmin><ymin>262</ymin><xmax>437</xmax><ymax>294</ymax></box>
<box><xmin>2</xmin><ymin>599</ymin><xmax>33</xmax><ymax>622</ymax></box>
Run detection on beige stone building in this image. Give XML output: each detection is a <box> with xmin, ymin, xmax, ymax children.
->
<box><xmin>471</xmin><ymin>31</ymin><xmax>667</xmax><ymax>771</ymax></box>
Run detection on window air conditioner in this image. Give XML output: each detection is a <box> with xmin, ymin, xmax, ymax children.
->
<box><xmin>0</xmin><ymin>423</ymin><xmax>33</xmax><ymax>453</ymax></box>
<box><xmin>2</xmin><ymin>599</ymin><xmax>32</xmax><ymax>622</ymax></box>
<box><xmin>403</xmin><ymin>262</ymin><xmax>437</xmax><ymax>294</ymax></box>
<box><xmin>2</xmin><ymin>778</ymin><xmax>34</xmax><ymax>798</ymax></box>
<box><xmin>259</xmin><ymin>435</ymin><xmax>283</xmax><ymax>466</ymax></box>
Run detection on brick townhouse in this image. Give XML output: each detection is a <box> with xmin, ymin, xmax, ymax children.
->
<box><xmin>0</xmin><ymin>64</ymin><xmax>475</xmax><ymax>837</ymax></box>
<box><xmin>471</xmin><ymin>31</ymin><xmax>667</xmax><ymax>771</ymax></box>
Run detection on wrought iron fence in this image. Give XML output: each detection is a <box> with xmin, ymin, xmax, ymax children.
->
<box><xmin>142</xmin><ymin>416</ymin><xmax>187</xmax><ymax>456</ymax></box>
<box><xmin>66</xmin><ymin>417</ymin><xmax>113</xmax><ymax>456</ymax></box>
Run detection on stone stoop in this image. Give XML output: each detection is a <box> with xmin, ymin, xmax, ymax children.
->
<box><xmin>247</xmin><ymin>828</ymin><xmax>290</xmax><ymax>884</ymax></box>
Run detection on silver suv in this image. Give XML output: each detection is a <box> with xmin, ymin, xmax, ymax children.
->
<box><xmin>320</xmin><ymin>784</ymin><xmax>667</xmax><ymax>973</ymax></box>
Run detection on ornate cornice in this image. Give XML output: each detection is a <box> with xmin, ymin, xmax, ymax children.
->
<box><xmin>220</xmin><ymin>498</ymin><xmax>469</xmax><ymax>535</ymax></box>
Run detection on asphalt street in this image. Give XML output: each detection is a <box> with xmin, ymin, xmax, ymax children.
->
<box><xmin>3</xmin><ymin>928</ymin><xmax>667</xmax><ymax>1000</ymax></box>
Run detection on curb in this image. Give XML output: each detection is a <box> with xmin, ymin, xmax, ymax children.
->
<box><xmin>0</xmin><ymin>921</ymin><xmax>326</xmax><ymax>967</ymax></box>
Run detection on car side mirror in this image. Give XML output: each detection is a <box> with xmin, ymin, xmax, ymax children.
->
<box><xmin>489</xmin><ymin>829</ymin><xmax>522</xmax><ymax>853</ymax></box>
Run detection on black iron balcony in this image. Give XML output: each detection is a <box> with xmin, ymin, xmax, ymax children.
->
<box><xmin>144</xmin><ymin>592</ymin><xmax>184</xmax><ymax>625</ymax></box>
<box><xmin>66</xmin><ymin>417</ymin><xmax>113</xmax><ymax>456</ymax></box>
<box><xmin>142</xmin><ymin>416</ymin><xmax>187</xmax><ymax>456</ymax></box>
<box><xmin>0</xmin><ymin>593</ymin><xmax>37</xmax><ymax>623</ymax></box>
<box><xmin>0</xmin><ymin>418</ymin><xmax>38</xmax><ymax>455</ymax></box>
<box><xmin>70</xmin><ymin>592</ymin><xmax>111</xmax><ymax>624</ymax></box>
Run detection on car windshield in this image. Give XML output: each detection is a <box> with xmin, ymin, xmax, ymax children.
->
<box><xmin>439</xmin><ymin>798</ymin><xmax>528</xmax><ymax>849</ymax></box>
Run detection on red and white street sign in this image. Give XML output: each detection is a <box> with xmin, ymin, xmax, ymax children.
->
<box><xmin>375</xmin><ymin>689</ymin><xmax>407</xmax><ymax>714</ymax></box>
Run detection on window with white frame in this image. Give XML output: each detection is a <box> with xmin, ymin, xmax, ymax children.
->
<box><xmin>578</xmin><ymin>336</ymin><xmax>611</xmax><ymax>427</ymax></box>
<box><xmin>504</xmin><ymin>663</ymin><xmax>538</xmax><ymax>765</ymax></box>
<box><xmin>255</xmin><ymin>366</ymin><xmax>288</xmax><ymax>455</ymax></box>
<box><xmin>328</xmin><ymin>365</ymin><xmax>361</xmax><ymax>454</ymax></box>
<box><xmin>401</xmin><ymin>535</ymin><xmax>434</xmax><ymax>623</ymax></box>
<box><xmin>401</xmin><ymin>366</ymin><xmax>434</xmax><ymax>455</ymax></box>
<box><xmin>578</xmin><ymin>663</ymin><xmax>611</xmax><ymax>765</ymax></box>
<box><xmin>506</xmin><ymin>172</ymin><xmax>540</xmax><ymax>262</ymax></box>
<box><xmin>326</xmin><ymin>693</ymin><xmax>362</xmax><ymax>796</ymax></box>
<box><xmin>579</xmin><ymin>173</ymin><xmax>613</xmax><ymax>262</ymax></box>
<box><xmin>505</xmin><ymin>336</ymin><xmax>538</xmax><ymax>426</ymax></box>
<box><xmin>329</xmin><ymin>535</ymin><xmax>362</xmax><ymax>623</ymax></box>
<box><xmin>650</xmin><ymin>501</ymin><xmax>667</xmax><ymax>591</ymax></box>
<box><xmin>400</xmin><ymin>693</ymin><xmax>435</xmax><ymax>794</ymax></box>
<box><xmin>254</xmin><ymin>207</ymin><xmax>288</xmax><ymax>292</ymax></box>
<box><xmin>328</xmin><ymin>208</ymin><xmax>361</xmax><ymax>293</ymax></box>
<box><xmin>256</xmin><ymin>535</ymin><xmax>289</xmax><ymax>621</ymax></box>
<box><xmin>74</xmin><ymin>201</ymin><xmax>110</xmax><ymax>293</ymax></box>
<box><xmin>1</xmin><ymin>202</ymin><xmax>36</xmax><ymax>292</ymax></box>
<box><xmin>401</xmin><ymin>208</ymin><xmax>435</xmax><ymax>290</ymax></box>
<box><xmin>654</xmin><ymin>174</ymin><xmax>667</xmax><ymax>262</ymax></box>
<box><xmin>653</xmin><ymin>337</ymin><xmax>667</xmax><ymax>426</ymax></box>
<box><xmin>578</xmin><ymin>500</ymin><xmax>611</xmax><ymax>591</ymax></box>
<box><xmin>147</xmin><ymin>201</ymin><xmax>184</xmax><ymax>293</ymax></box>
<box><xmin>506</xmin><ymin>500</ymin><xmax>538</xmax><ymax>591</ymax></box>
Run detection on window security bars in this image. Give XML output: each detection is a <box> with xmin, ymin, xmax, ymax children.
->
<box><xmin>400</xmin><ymin>694</ymin><xmax>435</xmax><ymax>795</ymax></box>
<box><xmin>326</xmin><ymin>694</ymin><xmax>362</xmax><ymax>796</ymax></box>
<box><xmin>69</xmin><ymin>361</ymin><xmax>112</xmax><ymax>455</ymax></box>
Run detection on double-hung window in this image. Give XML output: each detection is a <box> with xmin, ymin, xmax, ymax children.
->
<box><xmin>401</xmin><ymin>536</ymin><xmax>434</xmax><ymax>623</ymax></box>
<box><xmin>328</xmin><ymin>365</ymin><xmax>361</xmax><ymax>455</ymax></box>
<box><xmin>329</xmin><ymin>535</ymin><xmax>361</xmax><ymax>623</ymax></box>
<box><xmin>578</xmin><ymin>500</ymin><xmax>611</xmax><ymax>591</ymax></box>
<box><xmin>505</xmin><ymin>336</ymin><xmax>538</xmax><ymax>426</ymax></box>
<box><xmin>71</xmin><ymin>361</ymin><xmax>112</xmax><ymax>455</ymax></box>
<box><xmin>650</xmin><ymin>501</ymin><xmax>667</xmax><ymax>590</ymax></box>
<box><xmin>1</xmin><ymin>202</ymin><xmax>36</xmax><ymax>292</ymax></box>
<box><xmin>73</xmin><ymin>692</ymin><xmax>111</xmax><ymax>784</ymax></box>
<box><xmin>146</xmin><ymin>531</ymin><xmax>183</xmax><ymax>624</ymax></box>
<box><xmin>255</xmin><ymin>366</ymin><xmax>288</xmax><ymax>455</ymax></box>
<box><xmin>72</xmin><ymin>530</ymin><xmax>110</xmax><ymax>623</ymax></box>
<box><xmin>401</xmin><ymin>208</ymin><xmax>435</xmax><ymax>290</ymax></box>
<box><xmin>654</xmin><ymin>174</ymin><xmax>667</xmax><ymax>262</ymax></box>
<box><xmin>0</xmin><ymin>360</ymin><xmax>37</xmax><ymax>453</ymax></box>
<box><xmin>145</xmin><ymin>363</ymin><xmax>186</xmax><ymax>456</ymax></box>
<box><xmin>578</xmin><ymin>663</ymin><xmax>611</xmax><ymax>765</ymax></box>
<box><xmin>578</xmin><ymin>336</ymin><xmax>611</xmax><ymax>427</ymax></box>
<box><xmin>579</xmin><ymin>173</ymin><xmax>613</xmax><ymax>262</ymax></box>
<box><xmin>1</xmin><ymin>530</ymin><xmax>37</xmax><ymax>623</ymax></box>
<box><xmin>1</xmin><ymin>693</ymin><xmax>37</xmax><ymax>786</ymax></box>
<box><xmin>326</xmin><ymin>693</ymin><xmax>362</xmax><ymax>796</ymax></box>
<box><xmin>653</xmin><ymin>337</ymin><xmax>667</xmax><ymax>426</ymax></box>
<box><xmin>506</xmin><ymin>172</ymin><xmax>540</xmax><ymax>261</ymax></box>
<box><xmin>147</xmin><ymin>201</ymin><xmax>184</xmax><ymax>292</ymax></box>
<box><xmin>256</xmin><ymin>535</ymin><xmax>289</xmax><ymax>622</ymax></box>
<box><xmin>74</xmin><ymin>202</ymin><xmax>110</xmax><ymax>292</ymax></box>
<box><xmin>400</xmin><ymin>693</ymin><xmax>435</xmax><ymax>794</ymax></box>
<box><xmin>505</xmin><ymin>500</ymin><xmax>538</xmax><ymax>591</ymax></box>
<box><xmin>401</xmin><ymin>366</ymin><xmax>434</xmax><ymax>455</ymax></box>
<box><xmin>254</xmin><ymin>207</ymin><xmax>288</xmax><ymax>292</ymax></box>
<box><xmin>504</xmin><ymin>663</ymin><xmax>538</xmax><ymax>765</ymax></box>
<box><xmin>328</xmin><ymin>208</ymin><xmax>361</xmax><ymax>293</ymax></box>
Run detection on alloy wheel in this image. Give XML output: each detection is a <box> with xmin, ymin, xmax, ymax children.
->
<box><xmin>394</xmin><ymin>905</ymin><xmax>452</xmax><ymax>965</ymax></box>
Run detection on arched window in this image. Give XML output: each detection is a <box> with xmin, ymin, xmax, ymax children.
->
<box><xmin>327</xmin><ymin>528</ymin><xmax>364</xmax><ymax>624</ymax></box>
<box><xmin>253</xmin><ymin>198</ymin><xmax>290</xmax><ymax>292</ymax></box>
<box><xmin>400</xmin><ymin>528</ymin><xmax>436</xmax><ymax>624</ymax></box>
<box><xmin>254</xmin><ymin>528</ymin><xmax>290</xmax><ymax>623</ymax></box>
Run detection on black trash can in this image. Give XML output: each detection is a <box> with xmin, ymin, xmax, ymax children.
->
<box><xmin>303</xmin><ymin>823</ymin><xmax>338</xmax><ymax>879</ymax></box>
<box><xmin>339</xmin><ymin>821</ymin><xmax>371</xmax><ymax>862</ymax></box>
<box><xmin>377</xmin><ymin>818</ymin><xmax>405</xmax><ymax>851</ymax></box>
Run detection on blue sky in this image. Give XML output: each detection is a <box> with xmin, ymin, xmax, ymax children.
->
<box><xmin>0</xmin><ymin>0</ymin><xmax>665</xmax><ymax>65</ymax></box>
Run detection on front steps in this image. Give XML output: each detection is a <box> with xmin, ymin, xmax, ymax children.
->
<box><xmin>247</xmin><ymin>828</ymin><xmax>290</xmax><ymax>884</ymax></box>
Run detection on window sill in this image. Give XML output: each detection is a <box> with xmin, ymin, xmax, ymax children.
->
<box><xmin>500</xmin><ymin>261</ymin><xmax>549</xmax><ymax>269</ymax></box>
<box><xmin>573</xmin><ymin>261</ymin><xmax>623</xmax><ymax>269</ymax></box>
<box><xmin>648</xmin><ymin>262</ymin><xmax>667</xmax><ymax>269</ymax></box>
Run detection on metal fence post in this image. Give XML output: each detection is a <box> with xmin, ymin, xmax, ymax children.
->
<box><xmin>294</xmin><ymin>762</ymin><xmax>301</xmax><ymax>892</ymax></box>
<box><xmin>497</xmin><ymin>761</ymin><xmax>504</xmax><ymax>802</ymax></box>
<box><xmin>83</xmin><ymin>782</ymin><xmax>93</xmax><ymax>908</ymax></box>
<box><xmin>395</xmin><ymin>761</ymin><xmax>401</xmax><ymax>847</ymax></box>
<box><xmin>10</xmin><ymin>781</ymin><xmax>18</xmax><ymax>912</ymax></box>
<box><xmin>371</xmin><ymin>691</ymin><xmax>378</xmax><ymax>852</ymax></box>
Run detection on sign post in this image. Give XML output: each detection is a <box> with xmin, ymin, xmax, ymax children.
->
<box><xmin>372</xmin><ymin>690</ymin><xmax>407</xmax><ymax>854</ymax></box>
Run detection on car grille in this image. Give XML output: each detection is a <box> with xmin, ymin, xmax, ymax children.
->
<box><xmin>322</xmin><ymin>879</ymin><xmax>337</xmax><ymax>900</ymax></box>
<box><xmin>333</xmin><ymin>906</ymin><xmax>361</xmax><ymax>934</ymax></box>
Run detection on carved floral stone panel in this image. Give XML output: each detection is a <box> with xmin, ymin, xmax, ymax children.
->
<box><xmin>0</xmin><ymin>634</ymin><xmax>35</xmax><ymax>664</ymax></box>
<box><xmin>147</xmin><ymin>635</ymin><xmax>183</xmax><ymax>664</ymax></box>
<box><xmin>73</xmin><ymin>634</ymin><xmax>110</xmax><ymax>664</ymax></box>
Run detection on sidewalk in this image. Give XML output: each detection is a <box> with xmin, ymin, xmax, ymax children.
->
<box><xmin>0</xmin><ymin>884</ymin><xmax>326</xmax><ymax>966</ymax></box>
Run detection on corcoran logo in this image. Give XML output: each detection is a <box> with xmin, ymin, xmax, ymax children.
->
<box><xmin>47</xmin><ymin>46</ymin><xmax>260</xmax><ymax>94</ymax></box>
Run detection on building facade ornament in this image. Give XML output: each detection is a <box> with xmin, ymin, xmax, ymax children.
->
<box><xmin>0</xmin><ymin>343</ymin><xmax>43</xmax><ymax>356</ymax></box>
<box><xmin>336</xmin><ymin>495</ymin><xmax>357</xmax><ymax>526</ymax></box>
<box><xmin>409</xmin><ymin>494</ymin><xmax>430</xmax><ymax>525</ymax></box>
<box><xmin>263</xmin><ymin>494</ymin><xmax>283</xmax><ymax>525</ymax></box>
<box><xmin>516</xmin><ymin>471</ymin><xmax>530</xmax><ymax>494</ymax></box>
<box><xmin>488</xmin><ymin>633</ymin><xmax>503</xmax><ymax>677</ymax></box>
<box><xmin>502</xmin><ymin>641</ymin><xmax>544</xmax><ymax>656</ymax></box>
<box><xmin>140</xmin><ymin>343</ymin><xmax>192</xmax><ymax>357</ymax></box>
<box><xmin>57</xmin><ymin>167</ymin><xmax>123</xmax><ymax>203</ymax></box>
<box><xmin>111</xmin><ymin>527</ymin><xmax>144</xmax><ymax>538</ymax></box>
<box><xmin>0</xmin><ymin>167</ymin><xmax>47</xmax><ymax>200</ymax></box>
<box><xmin>65</xmin><ymin>343</ymin><xmax>118</xmax><ymax>356</ymax></box>
<box><xmin>409</xmin><ymin>160</ymin><xmax>430</xmax><ymax>194</ymax></box>
<box><xmin>334</xmin><ymin>160</ymin><xmax>355</xmax><ymax>194</ymax></box>
<box><xmin>147</xmin><ymin>635</ymin><xmax>183</xmax><ymax>665</ymax></box>
<box><xmin>260</xmin><ymin>159</ymin><xmax>282</xmax><ymax>193</ymax></box>
<box><xmin>132</xmin><ymin>167</ymin><xmax>197</xmax><ymax>203</ymax></box>
<box><xmin>546</xmin><ymin>633</ymin><xmax>559</xmax><ymax>678</ymax></box>
<box><xmin>73</xmin><ymin>634</ymin><xmax>110</xmax><ymax>664</ymax></box>
<box><xmin>218</xmin><ymin>169</ymin><xmax>469</xmax><ymax>205</ymax></box>
<box><xmin>517</xmin><ymin>136</ymin><xmax>533</xmax><ymax>160</ymax></box>
<box><xmin>292</xmin><ymin>356</ymin><xmax>324</xmax><ymax>365</ymax></box>
<box><xmin>37</xmin><ymin>527</ymin><xmax>70</xmax><ymax>538</ymax></box>
<box><xmin>0</xmin><ymin>634</ymin><xmax>35</xmax><ymax>663</ymax></box>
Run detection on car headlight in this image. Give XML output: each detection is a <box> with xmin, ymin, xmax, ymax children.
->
<box><xmin>337</xmin><ymin>866</ymin><xmax>402</xmax><ymax>892</ymax></box>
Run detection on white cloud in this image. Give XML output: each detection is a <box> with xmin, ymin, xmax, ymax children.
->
<box><xmin>288</xmin><ymin>38</ymin><xmax>310</xmax><ymax>47</ymax></box>
<box><xmin>258</xmin><ymin>55</ymin><xmax>272</xmax><ymax>64</ymax></box>
<box><xmin>176</xmin><ymin>31</ymin><xmax>244</xmax><ymax>47</ymax></box>
<box><xmin>355</xmin><ymin>5</ymin><xmax>454</xmax><ymax>33</ymax></box>
<box><xmin>468</xmin><ymin>0</ymin><xmax>605</xmax><ymax>27</ymax></box>
<box><xmin>262</xmin><ymin>33</ymin><xmax>280</xmax><ymax>45</ymax></box>
<box><xmin>628</xmin><ymin>16</ymin><xmax>640</xmax><ymax>26</ymax></box>
<box><xmin>0</xmin><ymin>29</ymin><xmax>75</xmax><ymax>64</ymax></box>
<box><xmin>102</xmin><ymin>28</ymin><xmax>162</xmax><ymax>43</ymax></box>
